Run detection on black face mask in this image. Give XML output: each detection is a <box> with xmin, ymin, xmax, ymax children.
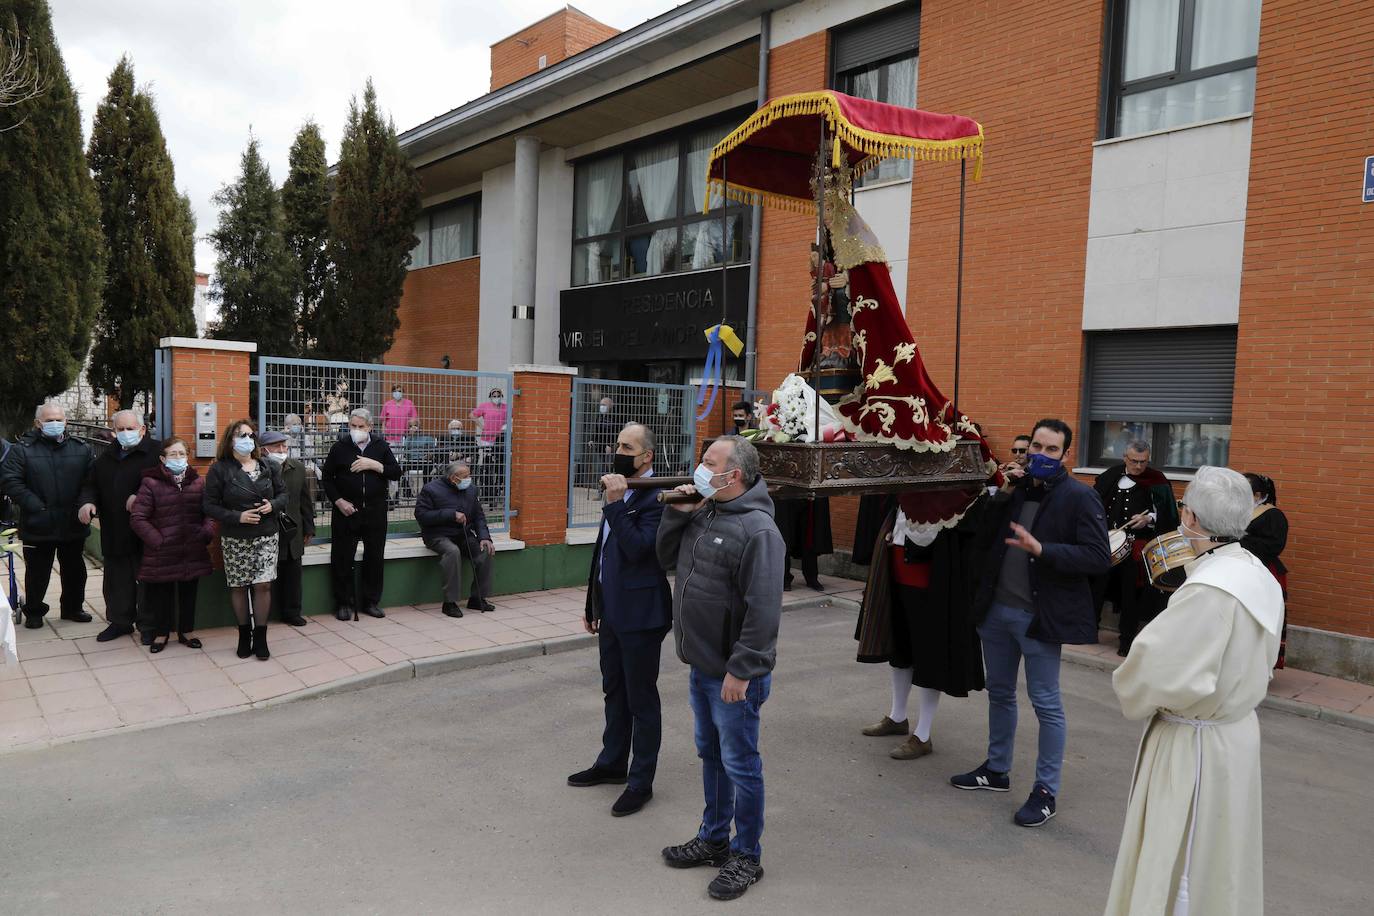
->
<box><xmin>612</xmin><ymin>453</ymin><xmax>639</xmax><ymax>477</ymax></box>
<box><xmin>733</xmin><ymin>418</ymin><xmax>747</xmax><ymax>432</ymax></box>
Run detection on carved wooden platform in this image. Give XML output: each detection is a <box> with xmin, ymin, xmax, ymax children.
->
<box><xmin>747</xmin><ymin>439</ymin><xmax>987</xmax><ymax>499</ymax></box>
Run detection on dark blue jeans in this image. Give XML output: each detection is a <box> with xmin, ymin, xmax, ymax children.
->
<box><xmin>979</xmin><ymin>601</ymin><xmax>1066</xmax><ymax>795</ymax></box>
<box><xmin>593</xmin><ymin>623</ymin><xmax>669</xmax><ymax>791</ymax></box>
<box><xmin>689</xmin><ymin>667</ymin><xmax>771</xmax><ymax>860</ymax></box>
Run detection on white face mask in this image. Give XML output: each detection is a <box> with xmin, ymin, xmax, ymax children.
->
<box><xmin>350</xmin><ymin>428</ymin><xmax>369</xmax><ymax>445</ymax></box>
<box><xmin>392</xmin><ymin>391</ymin><xmax>403</xmax><ymax>401</ymax></box>
<box><xmin>598</xmin><ymin>404</ymin><xmax>610</xmax><ymax>414</ymax></box>
<box><xmin>265</xmin><ymin>450</ymin><xmax>287</xmax><ymax>464</ymax></box>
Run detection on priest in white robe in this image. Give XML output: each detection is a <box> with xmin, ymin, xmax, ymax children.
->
<box><xmin>1104</xmin><ymin>466</ymin><xmax>1283</xmax><ymax>916</ymax></box>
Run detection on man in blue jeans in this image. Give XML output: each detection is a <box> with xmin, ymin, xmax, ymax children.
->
<box><xmin>951</xmin><ymin>418</ymin><xmax>1110</xmax><ymax>827</ymax></box>
<box><xmin>656</xmin><ymin>437</ymin><xmax>784</xmax><ymax>901</ymax></box>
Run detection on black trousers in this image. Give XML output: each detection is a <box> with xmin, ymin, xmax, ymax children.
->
<box><xmin>22</xmin><ymin>539</ymin><xmax>87</xmax><ymax>618</ymax></box>
<box><xmin>330</xmin><ymin>506</ymin><xmax>387</xmax><ymax>610</ymax></box>
<box><xmin>784</xmin><ymin>554</ymin><xmax>819</xmax><ymax>585</ymax></box>
<box><xmin>274</xmin><ymin>553</ymin><xmax>304</xmax><ymax>620</ymax></box>
<box><xmin>593</xmin><ymin>621</ymin><xmax>670</xmax><ymax>792</ymax></box>
<box><xmin>145</xmin><ymin>579</ymin><xmax>198</xmax><ymax>635</ymax></box>
<box><xmin>1099</xmin><ymin>562</ymin><xmax>1167</xmax><ymax>647</ymax></box>
<box><xmin>102</xmin><ymin>551</ymin><xmax>150</xmax><ymax>630</ymax></box>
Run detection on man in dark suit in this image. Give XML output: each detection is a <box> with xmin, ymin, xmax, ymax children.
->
<box><xmin>568</xmin><ymin>422</ymin><xmax>672</xmax><ymax>818</ymax></box>
<box><xmin>260</xmin><ymin>431</ymin><xmax>316</xmax><ymax>626</ymax></box>
<box><xmin>320</xmin><ymin>409</ymin><xmax>402</xmax><ymax>620</ymax></box>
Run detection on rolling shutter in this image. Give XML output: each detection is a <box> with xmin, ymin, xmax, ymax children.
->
<box><xmin>1086</xmin><ymin>327</ymin><xmax>1237</xmax><ymax>423</ymax></box>
<box><xmin>831</xmin><ymin>4</ymin><xmax>920</xmax><ymax>74</ymax></box>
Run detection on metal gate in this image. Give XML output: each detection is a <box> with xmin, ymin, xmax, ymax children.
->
<box><xmin>567</xmin><ymin>377</ymin><xmax>696</xmax><ymax>528</ymax></box>
<box><xmin>257</xmin><ymin>357</ymin><xmax>514</xmax><ymax>534</ymax></box>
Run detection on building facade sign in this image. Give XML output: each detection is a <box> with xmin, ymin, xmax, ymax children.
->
<box><xmin>558</xmin><ymin>265</ymin><xmax>750</xmax><ymax>362</ymax></box>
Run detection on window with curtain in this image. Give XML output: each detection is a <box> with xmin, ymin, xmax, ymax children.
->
<box><xmin>1083</xmin><ymin>327</ymin><xmax>1237</xmax><ymax>470</ymax></box>
<box><xmin>831</xmin><ymin>3</ymin><xmax>920</xmax><ymax>186</ymax></box>
<box><xmin>1106</xmin><ymin>0</ymin><xmax>1261</xmax><ymax>139</ymax></box>
<box><xmin>569</xmin><ymin>117</ymin><xmax>751</xmax><ymax>287</ymax></box>
<box><xmin>408</xmin><ymin>196</ymin><xmax>481</xmax><ymax>270</ymax></box>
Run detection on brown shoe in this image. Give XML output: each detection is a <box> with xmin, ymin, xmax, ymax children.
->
<box><xmin>861</xmin><ymin>716</ymin><xmax>909</xmax><ymax>737</ymax></box>
<box><xmin>890</xmin><ymin>735</ymin><xmax>933</xmax><ymax>760</ymax></box>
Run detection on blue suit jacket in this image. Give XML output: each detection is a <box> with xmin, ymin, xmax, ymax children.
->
<box><xmin>585</xmin><ymin>485</ymin><xmax>672</xmax><ymax>632</ymax></box>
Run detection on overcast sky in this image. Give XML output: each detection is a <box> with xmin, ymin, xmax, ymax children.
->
<box><xmin>50</xmin><ymin>0</ymin><xmax>682</xmax><ymax>275</ymax></box>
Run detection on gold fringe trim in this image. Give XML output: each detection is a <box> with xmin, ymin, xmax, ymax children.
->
<box><xmin>704</xmin><ymin>90</ymin><xmax>985</xmax><ymax>212</ymax></box>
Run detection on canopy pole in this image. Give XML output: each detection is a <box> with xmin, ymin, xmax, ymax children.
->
<box><xmin>952</xmin><ymin>159</ymin><xmax>967</xmax><ymax>425</ymax></box>
<box><xmin>811</xmin><ymin>124</ymin><xmax>827</xmax><ymax>444</ymax></box>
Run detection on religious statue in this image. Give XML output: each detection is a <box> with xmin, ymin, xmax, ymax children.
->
<box><xmin>324</xmin><ymin>374</ymin><xmax>350</xmax><ymax>427</ymax></box>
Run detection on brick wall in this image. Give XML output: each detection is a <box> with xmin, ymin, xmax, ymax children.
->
<box><xmin>167</xmin><ymin>345</ymin><xmax>253</xmax><ymax>471</ymax></box>
<box><xmin>1230</xmin><ymin>0</ymin><xmax>1374</xmax><ymax>637</ymax></box>
<box><xmin>490</xmin><ymin>7</ymin><xmax>620</xmax><ymax>91</ymax></box>
<box><xmin>510</xmin><ymin>370</ymin><xmax>574</xmax><ymax>546</ymax></box>
<box><xmin>907</xmin><ymin>0</ymin><xmax>1102</xmax><ymax>465</ymax></box>
<box><xmin>388</xmin><ymin>257</ymin><xmax>481</xmax><ymax>372</ymax></box>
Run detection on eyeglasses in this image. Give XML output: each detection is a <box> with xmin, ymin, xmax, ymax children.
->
<box><xmin>1009</xmin><ymin>448</ymin><xmax>1028</xmax><ymax>455</ymax></box>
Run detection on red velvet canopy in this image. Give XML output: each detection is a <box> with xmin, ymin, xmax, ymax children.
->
<box><xmin>705</xmin><ymin>90</ymin><xmax>984</xmax><ymax>211</ymax></box>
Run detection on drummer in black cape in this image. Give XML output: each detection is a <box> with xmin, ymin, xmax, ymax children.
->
<box><xmin>1092</xmin><ymin>441</ymin><xmax>1179</xmax><ymax>656</ymax></box>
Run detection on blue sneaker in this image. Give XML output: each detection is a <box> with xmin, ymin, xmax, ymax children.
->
<box><xmin>949</xmin><ymin>761</ymin><xmax>1010</xmax><ymax>792</ymax></box>
<box><xmin>1014</xmin><ymin>785</ymin><xmax>1057</xmax><ymax>827</ymax></box>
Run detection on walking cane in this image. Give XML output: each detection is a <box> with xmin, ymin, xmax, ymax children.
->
<box><xmin>462</xmin><ymin>518</ymin><xmax>490</xmax><ymax>610</ymax></box>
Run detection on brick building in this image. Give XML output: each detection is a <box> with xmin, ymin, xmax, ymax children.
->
<box><xmin>387</xmin><ymin>0</ymin><xmax>1374</xmax><ymax>671</ymax></box>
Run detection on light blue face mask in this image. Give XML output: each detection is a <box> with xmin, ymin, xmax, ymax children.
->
<box><xmin>693</xmin><ymin>463</ymin><xmax>726</xmax><ymax>499</ymax></box>
<box><xmin>164</xmin><ymin>458</ymin><xmax>188</xmax><ymax>475</ymax></box>
<box><xmin>116</xmin><ymin>429</ymin><xmax>142</xmax><ymax>448</ymax></box>
<box><xmin>232</xmin><ymin>435</ymin><xmax>255</xmax><ymax>455</ymax></box>
<box><xmin>41</xmin><ymin>420</ymin><xmax>65</xmax><ymax>438</ymax></box>
<box><xmin>456</xmin><ymin>478</ymin><xmax>472</xmax><ymax>490</ymax></box>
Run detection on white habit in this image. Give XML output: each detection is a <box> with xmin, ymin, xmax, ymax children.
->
<box><xmin>1104</xmin><ymin>542</ymin><xmax>1282</xmax><ymax>916</ymax></box>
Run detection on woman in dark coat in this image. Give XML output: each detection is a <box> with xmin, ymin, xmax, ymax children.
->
<box><xmin>203</xmin><ymin>419</ymin><xmax>287</xmax><ymax>661</ymax></box>
<box><xmin>129</xmin><ymin>437</ymin><xmax>215</xmax><ymax>653</ymax></box>
<box><xmin>1242</xmin><ymin>472</ymin><xmax>1290</xmax><ymax>668</ymax></box>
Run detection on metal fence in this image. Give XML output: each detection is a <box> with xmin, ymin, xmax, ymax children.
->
<box><xmin>567</xmin><ymin>377</ymin><xmax>697</xmax><ymax>528</ymax></box>
<box><xmin>257</xmin><ymin>357</ymin><xmax>514</xmax><ymax>535</ymax></box>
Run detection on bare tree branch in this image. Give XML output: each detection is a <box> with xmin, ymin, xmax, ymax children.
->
<box><xmin>0</xmin><ymin>26</ymin><xmax>49</xmax><ymax>132</ymax></box>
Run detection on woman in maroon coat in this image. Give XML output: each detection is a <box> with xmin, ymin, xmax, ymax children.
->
<box><xmin>129</xmin><ymin>437</ymin><xmax>216</xmax><ymax>653</ymax></box>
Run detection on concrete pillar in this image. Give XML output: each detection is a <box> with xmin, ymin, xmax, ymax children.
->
<box><xmin>510</xmin><ymin>135</ymin><xmax>541</xmax><ymax>366</ymax></box>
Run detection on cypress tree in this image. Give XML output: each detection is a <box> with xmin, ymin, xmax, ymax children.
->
<box><xmin>86</xmin><ymin>56</ymin><xmax>196</xmax><ymax>409</ymax></box>
<box><xmin>314</xmin><ymin>80</ymin><xmax>420</xmax><ymax>362</ymax></box>
<box><xmin>282</xmin><ymin>120</ymin><xmax>330</xmax><ymax>354</ymax></box>
<box><xmin>208</xmin><ymin>135</ymin><xmax>298</xmax><ymax>357</ymax></box>
<box><xmin>0</xmin><ymin>1</ymin><xmax>104</xmax><ymax>432</ymax></box>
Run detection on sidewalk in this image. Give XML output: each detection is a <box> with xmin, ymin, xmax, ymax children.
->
<box><xmin>0</xmin><ymin>564</ymin><xmax>865</xmax><ymax>754</ymax></box>
<box><xmin>4</xmin><ymin>564</ymin><xmax>1371</xmax><ymax>753</ymax></box>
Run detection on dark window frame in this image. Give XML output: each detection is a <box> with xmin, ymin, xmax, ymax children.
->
<box><xmin>569</xmin><ymin>109</ymin><xmax>754</xmax><ymax>287</ymax></box>
<box><xmin>410</xmin><ymin>193</ymin><xmax>482</xmax><ymax>270</ymax></box>
<box><xmin>828</xmin><ymin>3</ymin><xmax>920</xmax><ymax>186</ymax></box>
<box><xmin>1079</xmin><ymin>327</ymin><xmax>1237</xmax><ymax>472</ymax></box>
<box><xmin>1101</xmin><ymin>0</ymin><xmax>1259</xmax><ymax>140</ymax></box>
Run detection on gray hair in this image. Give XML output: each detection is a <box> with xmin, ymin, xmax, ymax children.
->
<box><xmin>721</xmin><ymin>435</ymin><xmax>760</xmax><ymax>486</ymax></box>
<box><xmin>349</xmin><ymin>407</ymin><xmax>372</xmax><ymax>425</ymax></box>
<box><xmin>34</xmin><ymin>400</ymin><xmax>65</xmax><ymax>420</ymax></box>
<box><xmin>446</xmin><ymin>460</ymin><xmax>471</xmax><ymax>477</ymax></box>
<box><xmin>1182</xmin><ymin>466</ymin><xmax>1253</xmax><ymax>539</ymax></box>
<box><xmin>111</xmin><ymin>409</ymin><xmax>143</xmax><ymax>427</ymax></box>
<box><xmin>621</xmin><ymin>422</ymin><xmax>655</xmax><ymax>456</ymax></box>
<box><xmin>1125</xmin><ymin>440</ymin><xmax>1151</xmax><ymax>455</ymax></box>
<box><xmin>284</xmin><ymin>413</ymin><xmax>302</xmax><ymax>425</ymax></box>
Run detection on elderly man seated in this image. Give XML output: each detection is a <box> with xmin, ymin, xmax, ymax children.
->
<box><xmin>415</xmin><ymin>460</ymin><xmax>495</xmax><ymax>617</ymax></box>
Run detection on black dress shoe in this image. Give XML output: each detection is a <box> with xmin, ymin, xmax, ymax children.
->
<box><xmin>282</xmin><ymin>614</ymin><xmax>308</xmax><ymax>627</ymax></box>
<box><xmin>782</xmin><ymin>577</ymin><xmax>793</xmax><ymax>592</ymax></box>
<box><xmin>612</xmin><ymin>787</ymin><xmax>652</xmax><ymax>817</ymax></box>
<box><xmin>23</xmin><ymin>614</ymin><xmax>44</xmax><ymax>630</ymax></box>
<box><xmin>567</xmin><ymin>766</ymin><xmax>628</xmax><ymax>788</ymax></box>
<box><xmin>442</xmin><ymin>602</ymin><xmax>464</xmax><ymax>618</ymax></box>
<box><xmin>60</xmin><ymin>610</ymin><xmax>93</xmax><ymax>623</ymax></box>
<box><xmin>466</xmin><ymin>598</ymin><xmax>495</xmax><ymax>613</ymax></box>
<box><xmin>360</xmin><ymin>605</ymin><xmax>385</xmax><ymax>619</ymax></box>
<box><xmin>95</xmin><ymin>623</ymin><xmax>134</xmax><ymax>642</ymax></box>
<box><xmin>335</xmin><ymin>605</ymin><xmax>353</xmax><ymax>622</ymax></box>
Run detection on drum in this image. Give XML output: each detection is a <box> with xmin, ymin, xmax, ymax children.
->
<box><xmin>1143</xmin><ymin>530</ymin><xmax>1195</xmax><ymax>592</ymax></box>
<box><xmin>1108</xmin><ymin>528</ymin><xmax>1133</xmax><ymax>567</ymax></box>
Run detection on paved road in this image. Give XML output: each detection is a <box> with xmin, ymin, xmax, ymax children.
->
<box><xmin>1</xmin><ymin>605</ymin><xmax>1370</xmax><ymax>915</ymax></box>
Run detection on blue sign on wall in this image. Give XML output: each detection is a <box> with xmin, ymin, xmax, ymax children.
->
<box><xmin>1365</xmin><ymin>156</ymin><xmax>1374</xmax><ymax>204</ymax></box>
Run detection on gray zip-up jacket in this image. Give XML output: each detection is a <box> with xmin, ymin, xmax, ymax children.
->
<box><xmin>656</xmin><ymin>476</ymin><xmax>785</xmax><ymax>681</ymax></box>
